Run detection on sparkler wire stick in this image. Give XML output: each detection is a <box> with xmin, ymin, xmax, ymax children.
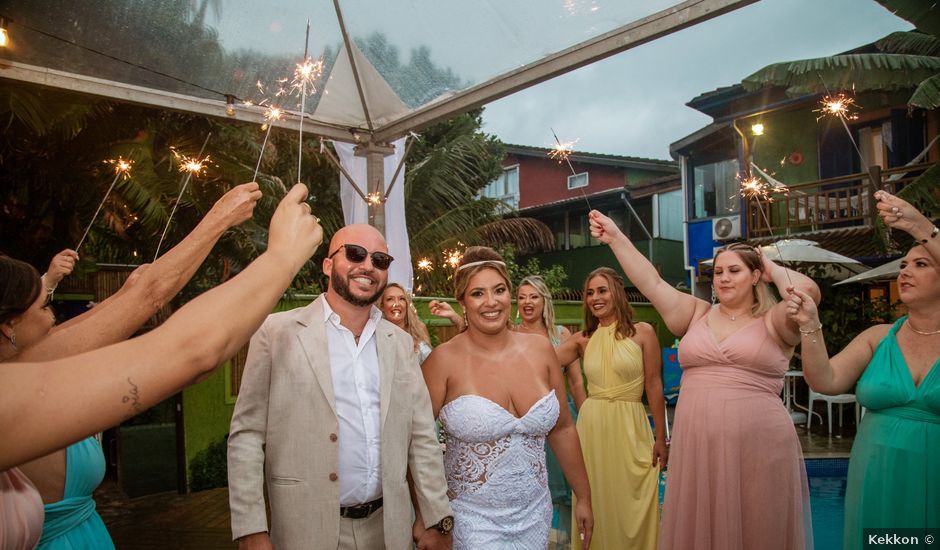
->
<box><xmin>251</xmin><ymin>107</ymin><xmax>283</xmax><ymax>184</ymax></box>
<box><xmin>297</xmin><ymin>20</ymin><xmax>311</xmax><ymax>184</ymax></box>
<box><xmin>319</xmin><ymin>139</ymin><xmax>369</xmax><ymax>201</ymax></box>
<box><xmin>76</xmin><ymin>159</ymin><xmax>133</xmax><ymax>252</ymax></box>
<box><xmin>739</xmin><ymin>176</ymin><xmax>794</xmax><ymax>288</ymax></box>
<box><xmin>154</xmin><ymin>132</ymin><xmax>212</xmax><ymax>261</ymax></box>
<box><xmin>550</xmin><ymin>127</ymin><xmax>592</xmax><ymax>210</ymax></box>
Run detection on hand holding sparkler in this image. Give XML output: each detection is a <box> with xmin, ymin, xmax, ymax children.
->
<box><xmin>588</xmin><ymin>210</ymin><xmax>626</xmax><ymax>246</ymax></box>
<box><xmin>203</xmin><ymin>182</ymin><xmax>263</xmax><ymax>232</ymax></box>
<box><xmin>875</xmin><ymin>190</ymin><xmax>936</xmax><ymax>241</ymax></box>
<box><xmin>429</xmin><ymin>300</ymin><xmax>464</xmax><ymax>331</ymax></box>
<box><xmin>42</xmin><ymin>249</ymin><xmax>79</xmax><ymax>294</ymax></box>
<box><xmin>267</xmin><ymin>183</ymin><xmax>324</xmax><ymax>272</ymax></box>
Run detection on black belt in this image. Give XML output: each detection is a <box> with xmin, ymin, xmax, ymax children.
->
<box><xmin>340</xmin><ymin>497</ymin><xmax>383</xmax><ymax>519</ymax></box>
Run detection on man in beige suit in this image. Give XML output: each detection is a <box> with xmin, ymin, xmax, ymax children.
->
<box><xmin>228</xmin><ymin>224</ymin><xmax>453</xmax><ymax>550</ymax></box>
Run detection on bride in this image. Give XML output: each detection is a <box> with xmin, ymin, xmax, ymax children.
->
<box><xmin>418</xmin><ymin>246</ymin><xmax>593</xmax><ymax>549</ymax></box>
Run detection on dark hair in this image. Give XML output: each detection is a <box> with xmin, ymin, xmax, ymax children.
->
<box><xmin>712</xmin><ymin>242</ymin><xmax>777</xmax><ymax>316</ymax></box>
<box><xmin>0</xmin><ymin>255</ymin><xmax>43</xmax><ymax>326</ymax></box>
<box><xmin>582</xmin><ymin>267</ymin><xmax>636</xmax><ymax>339</ymax></box>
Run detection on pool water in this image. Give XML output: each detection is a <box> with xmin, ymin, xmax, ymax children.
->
<box><xmin>807</xmin><ymin>458</ymin><xmax>848</xmax><ymax>550</ymax></box>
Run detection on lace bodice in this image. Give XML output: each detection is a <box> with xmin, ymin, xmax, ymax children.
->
<box><xmin>439</xmin><ymin>390</ymin><xmax>559</xmax><ymax>549</ymax></box>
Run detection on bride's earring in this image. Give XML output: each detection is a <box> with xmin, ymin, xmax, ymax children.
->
<box><xmin>4</xmin><ymin>329</ymin><xmax>16</xmax><ymax>351</ymax></box>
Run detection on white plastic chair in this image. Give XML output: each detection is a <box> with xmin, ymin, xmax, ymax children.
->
<box><xmin>807</xmin><ymin>390</ymin><xmax>859</xmax><ymax>435</ymax></box>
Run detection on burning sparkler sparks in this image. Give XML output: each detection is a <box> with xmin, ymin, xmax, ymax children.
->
<box><xmin>156</xmin><ymin>134</ymin><xmax>212</xmax><ymax>260</ymax></box>
<box><xmin>549</xmin><ymin>128</ymin><xmax>591</xmax><ymax>210</ymax></box>
<box><xmin>445</xmin><ymin>249</ymin><xmax>463</xmax><ymax>269</ymax></box>
<box><xmin>366</xmin><ymin>192</ymin><xmax>384</xmax><ymax>206</ymax></box>
<box><xmin>291</xmin><ymin>57</ymin><xmax>325</xmax><ymax>97</ymax></box>
<box><xmin>814</xmin><ymin>93</ymin><xmax>859</xmax><ymax>122</ymax></box>
<box><xmin>737</xmin><ymin>173</ymin><xmax>793</xmax><ymax>286</ymax></box>
<box><xmin>417</xmin><ymin>258</ymin><xmax>433</xmax><ymax>272</ymax></box>
<box><xmin>76</xmin><ymin>157</ymin><xmax>136</xmax><ymax>252</ymax></box>
<box><xmin>252</xmin><ymin>106</ymin><xmax>285</xmax><ymax>183</ymax></box>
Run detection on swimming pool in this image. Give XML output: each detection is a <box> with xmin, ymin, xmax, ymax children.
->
<box><xmin>806</xmin><ymin>458</ymin><xmax>848</xmax><ymax>550</ymax></box>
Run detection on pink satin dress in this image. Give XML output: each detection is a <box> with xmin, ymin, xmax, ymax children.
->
<box><xmin>0</xmin><ymin>467</ymin><xmax>44</xmax><ymax>550</ymax></box>
<box><xmin>660</xmin><ymin>311</ymin><xmax>813</xmax><ymax>550</ymax></box>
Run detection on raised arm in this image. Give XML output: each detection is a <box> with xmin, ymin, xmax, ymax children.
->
<box><xmin>429</xmin><ymin>300</ymin><xmax>464</xmax><ymax>332</ymax></box>
<box><xmin>876</xmin><ymin>190</ymin><xmax>939</xmax><ymax>264</ymax></box>
<box><xmin>19</xmin><ymin>182</ymin><xmax>263</xmax><ymax>361</ymax></box>
<box><xmin>41</xmin><ymin>249</ymin><xmax>79</xmax><ymax>295</ymax></box>
<box><xmin>589</xmin><ymin>210</ymin><xmax>707</xmax><ymax>337</ymax></box>
<box><xmin>0</xmin><ymin>184</ymin><xmax>321</xmax><ymax>471</ymax></box>
<box><xmin>762</xmin><ymin>252</ymin><xmax>821</xmax><ymax>348</ymax></box>
<box><xmin>787</xmin><ymin>287</ymin><xmax>877</xmax><ymax>395</ymax></box>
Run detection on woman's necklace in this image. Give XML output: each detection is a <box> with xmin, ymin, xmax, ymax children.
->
<box><xmin>907</xmin><ymin>319</ymin><xmax>940</xmax><ymax>336</ymax></box>
<box><xmin>718</xmin><ymin>305</ymin><xmax>749</xmax><ymax>322</ymax></box>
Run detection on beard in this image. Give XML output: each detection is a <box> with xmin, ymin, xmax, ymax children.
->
<box><xmin>331</xmin><ymin>269</ymin><xmax>385</xmax><ymax>307</ymax></box>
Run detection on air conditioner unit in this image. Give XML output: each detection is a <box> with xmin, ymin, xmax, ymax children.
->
<box><xmin>712</xmin><ymin>215</ymin><xmax>742</xmax><ymax>240</ymax></box>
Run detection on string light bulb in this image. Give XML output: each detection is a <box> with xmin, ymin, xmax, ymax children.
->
<box><xmin>751</xmin><ymin>123</ymin><xmax>765</xmax><ymax>136</ymax></box>
<box><xmin>0</xmin><ymin>18</ymin><xmax>10</xmax><ymax>48</ymax></box>
<box><xmin>225</xmin><ymin>95</ymin><xmax>236</xmax><ymax>117</ymax></box>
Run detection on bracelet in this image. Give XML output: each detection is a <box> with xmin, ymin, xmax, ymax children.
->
<box><xmin>799</xmin><ymin>323</ymin><xmax>823</xmax><ymax>335</ymax></box>
<box><xmin>920</xmin><ymin>226</ymin><xmax>939</xmax><ymax>244</ymax></box>
<box><xmin>41</xmin><ymin>274</ymin><xmax>56</xmax><ymax>294</ymax></box>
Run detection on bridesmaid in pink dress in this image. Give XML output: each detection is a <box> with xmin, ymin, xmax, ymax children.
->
<box><xmin>588</xmin><ymin>211</ymin><xmax>819</xmax><ymax>550</ymax></box>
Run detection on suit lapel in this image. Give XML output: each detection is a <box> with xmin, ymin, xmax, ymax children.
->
<box><xmin>376</xmin><ymin>322</ymin><xmax>395</xmax><ymax>428</ymax></box>
<box><xmin>297</xmin><ymin>297</ymin><xmax>336</xmax><ymax>416</ymax></box>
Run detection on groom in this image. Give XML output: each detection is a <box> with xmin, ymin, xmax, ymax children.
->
<box><xmin>228</xmin><ymin>223</ymin><xmax>453</xmax><ymax>549</ymax></box>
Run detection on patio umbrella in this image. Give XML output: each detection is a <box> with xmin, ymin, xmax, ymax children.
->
<box><xmin>833</xmin><ymin>258</ymin><xmax>902</xmax><ymax>286</ymax></box>
<box><xmin>703</xmin><ymin>239</ymin><xmax>868</xmax><ymax>280</ymax></box>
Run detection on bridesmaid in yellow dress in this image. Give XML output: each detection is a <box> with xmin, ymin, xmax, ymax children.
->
<box><xmin>557</xmin><ymin>267</ymin><xmax>668</xmax><ymax>550</ymax></box>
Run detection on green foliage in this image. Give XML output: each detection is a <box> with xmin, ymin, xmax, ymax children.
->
<box><xmin>873</xmin><ymin>0</ymin><xmax>940</xmax><ymax>38</ymax></box>
<box><xmin>498</xmin><ymin>244</ymin><xmax>569</xmax><ymax>296</ymax></box>
<box><xmin>189</xmin><ymin>435</ymin><xmax>228</xmax><ymax>492</ymax></box>
<box><xmin>817</xmin><ymin>282</ymin><xmax>895</xmax><ymax>353</ymax></box>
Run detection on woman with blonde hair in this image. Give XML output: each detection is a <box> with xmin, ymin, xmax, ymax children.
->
<box><xmin>587</xmin><ymin>209</ymin><xmax>819</xmax><ymax>550</ymax></box>
<box><xmin>380</xmin><ymin>282</ymin><xmax>433</xmax><ymax>363</ymax></box>
<box><xmin>515</xmin><ymin>275</ymin><xmax>585</xmax><ymax>546</ymax></box>
<box><xmin>418</xmin><ymin>246</ymin><xmax>593</xmax><ymax>549</ymax></box>
<box><xmin>555</xmin><ymin>266</ymin><xmax>666</xmax><ymax>549</ymax></box>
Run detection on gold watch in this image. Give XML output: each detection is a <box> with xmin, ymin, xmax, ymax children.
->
<box><xmin>434</xmin><ymin>516</ymin><xmax>454</xmax><ymax>535</ymax></box>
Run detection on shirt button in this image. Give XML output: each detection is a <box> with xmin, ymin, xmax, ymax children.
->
<box><xmin>329</xmin><ymin>433</ymin><xmax>338</xmax><ymax>442</ymax></box>
<box><xmin>329</xmin><ymin>473</ymin><xmax>338</xmax><ymax>482</ymax></box>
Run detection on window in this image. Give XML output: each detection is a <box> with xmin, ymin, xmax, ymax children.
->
<box><xmin>690</xmin><ymin>158</ymin><xmax>739</xmax><ymax>219</ymax></box>
<box><xmin>543</xmin><ymin>214</ymin><xmax>567</xmax><ymax>250</ymax></box>
<box><xmin>483</xmin><ymin>165</ymin><xmax>519</xmax><ymax>210</ymax></box>
<box><xmin>656</xmin><ymin>190</ymin><xmax>683</xmax><ymax>240</ymax></box>
<box><xmin>567</xmin><ymin>172</ymin><xmax>588</xmax><ymax>190</ymax></box>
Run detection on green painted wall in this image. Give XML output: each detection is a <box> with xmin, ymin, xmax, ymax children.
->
<box><xmin>522</xmin><ymin>239</ymin><xmax>686</xmax><ymax>289</ymax></box>
<box><xmin>752</xmin><ymin>108</ymin><xmax>820</xmax><ymax>185</ymax></box>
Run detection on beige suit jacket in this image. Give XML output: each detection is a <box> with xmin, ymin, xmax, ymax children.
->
<box><xmin>227</xmin><ymin>296</ymin><xmax>451</xmax><ymax>549</ymax></box>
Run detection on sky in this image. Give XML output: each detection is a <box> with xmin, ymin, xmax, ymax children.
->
<box><xmin>480</xmin><ymin>0</ymin><xmax>912</xmax><ymax>161</ymax></box>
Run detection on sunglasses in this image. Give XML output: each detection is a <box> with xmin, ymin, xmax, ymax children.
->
<box><xmin>328</xmin><ymin>244</ymin><xmax>394</xmax><ymax>271</ymax></box>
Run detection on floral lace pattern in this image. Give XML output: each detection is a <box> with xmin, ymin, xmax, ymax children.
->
<box><xmin>440</xmin><ymin>391</ymin><xmax>559</xmax><ymax>549</ymax></box>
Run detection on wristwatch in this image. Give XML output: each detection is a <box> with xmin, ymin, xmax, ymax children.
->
<box><xmin>433</xmin><ymin>516</ymin><xmax>454</xmax><ymax>535</ymax></box>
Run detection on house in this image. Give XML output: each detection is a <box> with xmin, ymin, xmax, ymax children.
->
<box><xmin>484</xmin><ymin>144</ymin><xmax>684</xmax><ymax>295</ymax></box>
<box><xmin>670</xmin><ymin>36</ymin><xmax>939</xmax><ymax>301</ymax></box>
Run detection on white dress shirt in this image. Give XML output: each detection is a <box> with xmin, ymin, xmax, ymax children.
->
<box><xmin>322</xmin><ymin>298</ymin><xmax>384</xmax><ymax>506</ymax></box>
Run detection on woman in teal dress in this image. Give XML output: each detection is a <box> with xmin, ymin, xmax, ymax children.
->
<box><xmin>36</xmin><ymin>437</ymin><xmax>114</xmax><ymax>549</ymax></box>
<box><xmin>788</xmin><ymin>190</ymin><xmax>940</xmax><ymax>549</ymax></box>
<box><xmin>515</xmin><ymin>275</ymin><xmax>586</xmax><ymax>548</ymax></box>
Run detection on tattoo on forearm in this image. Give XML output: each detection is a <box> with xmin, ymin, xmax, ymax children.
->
<box><xmin>122</xmin><ymin>377</ymin><xmax>143</xmax><ymax>416</ymax></box>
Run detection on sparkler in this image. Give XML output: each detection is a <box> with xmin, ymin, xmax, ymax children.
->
<box><xmin>417</xmin><ymin>258</ymin><xmax>433</xmax><ymax>272</ymax></box>
<box><xmin>76</xmin><ymin>157</ymin><xmax>134</xmax><ymax>252</ymax></box>
<box><xmin>293</xmin><ymin>20</ymin><xmax>324</xmax><ymax>185</ymax></box>
<box><xmin>445</xmin><ymin>249</ymin><xmax>463</xmax><ymax>269</ymax></box>
<box><xmin>814</xmin><ymin>90</ymin><xmax>866</xmax><ymax>172</ymax></box>
<box><xmin>549</xmin><ymin>128</ymin><xmax>591</xmax><ymax>210</ymax></box>
<box><xmin>366</xmin><ymin>192</ymin><xmax>384</xmax><ymax>206</ymax></box>
<box><xmin>738</xmin><ymin>174</ymin><xmax>793</xmax><ymax>287</ymax></box>
<box><xmin>252</xmin><ymin>105</ymin><xmax>285</xmax><ymax>183</ymax></box>
<box><xmin>154</xmin><ymin>133</ymin><xmax>212</xmax><ymax>261</ymax></box>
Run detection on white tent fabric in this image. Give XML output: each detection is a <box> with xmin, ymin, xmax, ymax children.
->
<box><xmin>316</xmin><ymin>42</ymin><xmax>410</xmax><ymax>129</ymax></box>
<box><xmin>833</xmin><ymin>258</ymin><xmax>902</xmax><ymax>286</ymax></box>
<box><xmin>335</xmin><ymin>137</ymin><xmax>414</xmax><ymax>292</ymax></box>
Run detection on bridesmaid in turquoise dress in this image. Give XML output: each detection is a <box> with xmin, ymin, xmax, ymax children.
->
<box><xmin>789</xmin><ymin>190</ymin><xmax>940</xmax><ymax>549</ymax></box>
<box><xmin>36</xmin><ymin>437</ymin><xmax>115</xmax><ymax>549</ymax></box>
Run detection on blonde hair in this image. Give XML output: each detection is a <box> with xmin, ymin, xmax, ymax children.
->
<box><xmin>383</xmin><ymin>283</ymin><xmax>431</xmax><ymax>351</ymax></box>
<box><xmin>518</xmin><ymin>275</ymin><xmax>556</xmax><ymax>337</ymax></box>
<box><xmin>712</xmin><ymin>242</ymin><xmax>777</xmax><ymax>316</ymax></box>
<box><xmin>583</xmin><ymin>267</ymin><xmax>636</xmax><ymax>339</ymax></box>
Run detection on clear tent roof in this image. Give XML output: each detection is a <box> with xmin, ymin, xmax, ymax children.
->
<box><xmin>0</xmin><ymin>0</ymin><xmax>754</xmax><ymax>143</ymax></box>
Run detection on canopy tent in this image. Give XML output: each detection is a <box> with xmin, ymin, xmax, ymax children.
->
<box><xmin>0</xmin><ymin>0</ymin><xmax>756</xmax><ymax>230</ymax></box>
<box><xmin>703</xmin><ymin>239</ymin><xmax>869</xmax><ymax>280</ymax></box>
<box><xmin>833</xmin><ymin>258</ymin><xmax>902</xmax><ymax>286</ymax></box>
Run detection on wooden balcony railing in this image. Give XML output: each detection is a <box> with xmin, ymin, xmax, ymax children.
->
<box><xmin>745</xmin><ymin>162</ymin><xmax>935</xmax><ymax>238</ymax></box>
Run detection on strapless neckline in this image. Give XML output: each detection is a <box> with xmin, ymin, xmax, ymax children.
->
<box><xmin>442</xmin><ymin>390</ymin><xmax>556</xmax><ymax>421</ymax></box>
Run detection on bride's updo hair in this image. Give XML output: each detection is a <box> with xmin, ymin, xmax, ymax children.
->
<box><xmin>453</xmin><ymin>246</ymin><xmax>512</xmax><ymax>301</ymax></box>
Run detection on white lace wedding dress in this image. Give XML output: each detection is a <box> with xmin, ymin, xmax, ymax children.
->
<box><xmin>440</xmin><ymin>390</ymin><xmax>560</xmax><ymax>549</ymax></box>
